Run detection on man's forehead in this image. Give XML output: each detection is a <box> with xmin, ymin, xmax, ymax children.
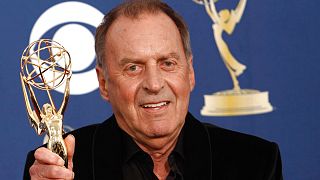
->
<box><xmin>105</xmin><ymin>12</ymin><xmax>181</xmax><ymax>48</ymax></box>
<box><xmin>107</xmin><ymin>12</ymin><xmax>177</xmax><ymax>36</ymax></box>
<box><xmin>102</xmin><ymin>11</ymin><xmax>186</xmax><ymax>65</ymax></box>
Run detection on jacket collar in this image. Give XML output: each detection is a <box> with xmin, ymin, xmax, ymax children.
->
<box><xmin>92</xmin><ymin>115</ymin><xmax>123</xmax><ymax>179</ymax></box>
<box><xmin>183</xmin><ymin>112</ymin><xmax>212</xmax><ymax>180</ymax></box>
<box><xmin>92</xmin><ymin>113</ymin><xmax>212</xmax><ymax>179</ymax></box>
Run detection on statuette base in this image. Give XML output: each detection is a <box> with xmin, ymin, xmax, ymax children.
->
<box><xmin>201</xmin><ymin>89</ymin><xmax>273</xmax><ymax>116</ymax></box>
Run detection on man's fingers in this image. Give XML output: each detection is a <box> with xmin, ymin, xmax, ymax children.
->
<box><xmin>65</xmin><ymin>134</ymin><xmax>75</xmax><ymax>159</ymax></box>
<box><xmin>30</xmin><ymin>161</ymin><xmax>74</xmax><ymax>179</ymax></box>
<box><xmin>31</xmin><ymin>135</ymin><xmax>75</xmax><ymax>179</ymax></box>
<box><xmin>64</xmin><ymin>134</ymin><xmax>75</xmax><ymax>170</ymax></box>
<box><xmin>34</xmin><ymin>147</ymin><xmax>65</xmax><ymax>166</ymax></box>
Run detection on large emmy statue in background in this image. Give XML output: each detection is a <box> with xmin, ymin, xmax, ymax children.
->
<box><xmin>20</xmin><ymin>39</ymin><xmax>72</xmax><ymax>166</ymax></box>
<box><xmin>194</xmin><ymin>0</ymin><xmax>273</xmax><ymax>116</ymax></box>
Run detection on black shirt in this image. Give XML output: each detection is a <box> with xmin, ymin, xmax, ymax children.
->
<box><xmin>121</xmin><ymin>129</ymin><xmax>184</xmax><ymax>180</ymax></box>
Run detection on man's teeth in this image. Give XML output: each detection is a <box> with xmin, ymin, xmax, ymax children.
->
<box><xmin>143</xmin><ymin>102</ymin><xmax>168</xmax><ymax>108</ymax></box>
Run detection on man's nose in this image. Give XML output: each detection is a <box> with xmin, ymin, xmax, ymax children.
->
<box><xmin>142</xmin><ymin>65</ymin><xmax>164</xmax><ymax>94</ymax></box>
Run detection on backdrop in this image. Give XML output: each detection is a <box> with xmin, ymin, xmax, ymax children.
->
<box><xmin>0</xmin><ymin>0</ymin><xmax>319</xmax><ymax>179</ymax></box>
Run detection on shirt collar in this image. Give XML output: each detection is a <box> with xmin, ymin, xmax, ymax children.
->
<box><xmin>121</xmin><ymin>127</ymin><xmax>185</xmax><ymax>164</ymax></box>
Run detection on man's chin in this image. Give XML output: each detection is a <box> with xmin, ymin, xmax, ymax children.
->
<box><xmin>145</xmin><ymin>129</ymin><xmax>171</xmax><ymax>139</ymax></box>
<box><xmin>138</xmin><ymin>132</ymin><xmax>174</xmax><ymax>150</ymax></box>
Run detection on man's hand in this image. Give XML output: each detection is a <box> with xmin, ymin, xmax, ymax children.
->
<box><xmin>29</xmin><ymin>134</ymin><xmax>75</xmax><ymax>180</ymax></box>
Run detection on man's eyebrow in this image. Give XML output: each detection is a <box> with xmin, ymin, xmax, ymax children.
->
<box><xmin>118</xmin><ymin>58</ymin><xmax>140</xmax><ymax>67</ymax></box>
<box><xmin>158</xmin><ymin>52</ymin><xmax>181</xmax><ymax>61</ymax></box>
<box><xmin>119</xmin><ymin>52</ymin><xmax>181</xmax><ymax>66</ymax></box>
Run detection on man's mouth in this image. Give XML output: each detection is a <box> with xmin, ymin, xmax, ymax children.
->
<box><xmin>141</xmin><ymin>101</ymin><xmax>170</xmax><ymax>108</ymax></box>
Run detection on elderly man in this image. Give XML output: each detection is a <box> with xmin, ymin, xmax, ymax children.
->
<box><xmin>24</xmin><ymin>0</ymin><xmax>283</xmax><ymax>179</ymax></box>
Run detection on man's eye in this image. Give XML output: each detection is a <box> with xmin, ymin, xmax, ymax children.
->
<box><xmin>125</xmin><ymin>64</ymin><xmax>142</xmax><ymax>76</ymax></box>
<box><xmin>129</xmin><ymin>65</ymin><xmax>138</xmax><ymax>71</ymax></box>
<box><xmin>161</xmin><ymin>60</ymin><xmax>176</xmax><ymax>71</ymax></box>
<box><xmin>164</xmin><ymin>61</ymin><xmax>174</xmax><ymax>67</ymax></box>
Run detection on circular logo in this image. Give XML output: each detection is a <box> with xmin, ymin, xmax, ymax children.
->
<box><xmin>30</xmin><ymin>1</ymin><xmax>104</xmax><ymax>95</ymax></box>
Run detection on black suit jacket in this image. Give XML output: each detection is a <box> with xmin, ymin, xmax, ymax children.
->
<box><xmin>24</xmin><ymin>113</ymin><xmax>283</xmax><ymax>179</ymax></box>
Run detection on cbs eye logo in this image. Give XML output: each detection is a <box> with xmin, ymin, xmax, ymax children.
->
<box><xmin>30</xmin><ymin>1</ymin><xmax>104</xmax><ymax>95</ymax></box>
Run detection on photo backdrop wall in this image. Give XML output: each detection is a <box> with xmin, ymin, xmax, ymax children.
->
<box><xmin>0</xmin><ymin>0</ymin><xmax>319</xmax><ymax>179</ymax></box>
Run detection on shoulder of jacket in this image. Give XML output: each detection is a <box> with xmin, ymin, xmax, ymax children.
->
<box><xmin>203</xmin><ymin>122</ymin><xmax>278</xmax><ymax>152</ymax></box>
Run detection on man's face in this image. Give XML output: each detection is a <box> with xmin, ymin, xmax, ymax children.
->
<box><xmin>96</xmin><ymin>12</ymin><xmax>195</xmax><ymax>148</ymax></box>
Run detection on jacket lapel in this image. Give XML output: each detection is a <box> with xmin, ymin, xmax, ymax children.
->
<box><xmin>184</xmin><ymin>113</ymin><xmax>213</xmax><ymax>180</ymax></box>
<box><xmin>92</xmin><ymin>115</ymin><xmax>123</xmax><ymax>179</ymax></box>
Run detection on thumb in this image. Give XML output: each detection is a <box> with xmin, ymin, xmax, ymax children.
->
<box><xmin>64</xmin><ymin>134</ymin><xmax>75</xmax><ymax>170</ymax></box>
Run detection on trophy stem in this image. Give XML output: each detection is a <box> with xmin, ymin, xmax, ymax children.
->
<box><xmin>43</xmin><ymin>105</ymin><xmax>68</xmax><ymax>167</ymax></box>
<box><xmin>48</xmin><ymin>138</ymin><xmax>68</xmax><ymax>167</ymax></box>
<box><xmin>225</xmin><ymin>62</ymin><xmax>241</xmax><ymax>91</ymax></box>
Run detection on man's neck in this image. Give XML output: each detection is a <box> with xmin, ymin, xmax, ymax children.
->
<box><xmin>134</xmin><ymin>135</ymin><xmax>179</xmax><ymax>179</ymax></box>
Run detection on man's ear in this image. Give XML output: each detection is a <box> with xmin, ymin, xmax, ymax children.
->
<box><xmin>188</xmin><ymin>56</ymin><xmax>195</xmax><ymax>91</ymax></box>
<box><xmin>96</xmin><ymin>66</ymin><xmax>109</xmax><ymax>101</ymax></box>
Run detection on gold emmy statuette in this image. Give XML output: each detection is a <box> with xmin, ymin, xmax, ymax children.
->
<box><xmin>20</xmin><ymin>39</ymin><xmax>72</xmax><ymax>166</ymax></box>
<box><xmin>194</xmin><ymin>0</ymin><xmax>273</xmax><ymax>116</ymax></box>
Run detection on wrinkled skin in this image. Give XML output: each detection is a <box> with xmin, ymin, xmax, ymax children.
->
<box><xmin>96</xmin><ymin>12</ymin><xmax>195</xmax><ymax>151</ymax></box>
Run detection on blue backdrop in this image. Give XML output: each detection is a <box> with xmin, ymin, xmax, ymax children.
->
<box><xmin>0</xmin><ymin>0</ymin><xmax>319</xmax><ymax>179</ymax></box>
